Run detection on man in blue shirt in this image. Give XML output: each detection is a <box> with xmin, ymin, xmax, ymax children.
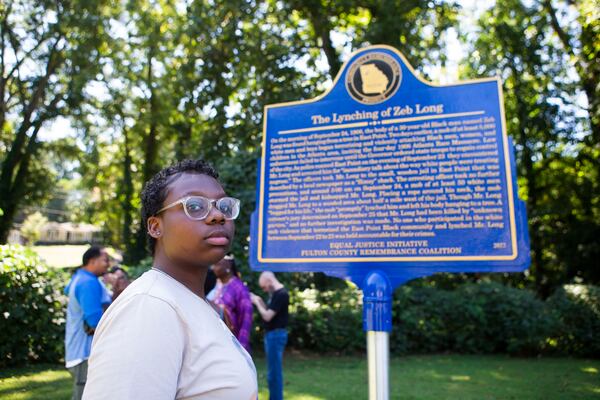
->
<box><xmin>65</xmin><ymin>246</ymin><xmax>111</xmax><ymax>400</ymax></box>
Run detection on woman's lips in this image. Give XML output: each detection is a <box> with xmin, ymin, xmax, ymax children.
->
<box><xmin>205</xmin><ymin>232</ymin><xmax>230</xmax><ymax>246</ymax></box>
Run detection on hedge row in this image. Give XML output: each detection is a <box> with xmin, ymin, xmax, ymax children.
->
<box><xmin>286</xmin><ymin>282</ymin><xmax>599</xmax><ymax>357</ymax></box>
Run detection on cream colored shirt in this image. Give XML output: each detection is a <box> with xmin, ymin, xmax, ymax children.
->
<box><xmin>83</xmin><ymin>269</ymin><xmax>258</xmax><ymax>400</ymax></box>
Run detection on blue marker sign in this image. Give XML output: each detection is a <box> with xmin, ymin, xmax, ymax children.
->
<box><xmin>250</xmin><ymin>45</ymin><xmax>529</xmax><ymax>289</ymax></box>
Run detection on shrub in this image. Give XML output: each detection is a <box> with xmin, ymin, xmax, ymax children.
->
<box><xmin>287</xmin><ymin>286</ymin><xmax>364</xmax><ymax>353</ymax></box>
<box><xmin>0</xmin><ymin>245</ymin><xmax>66</xmax><ymax>367</ymax></box>
<box><xmin>547</xmin><ymin>284</ymin><xmax>600</xmax><ymax>357</ymax></box>
<box><xmin>454</xmin><ymin>283</ymin><xmax>556</xmax><ymax>355</ymax></box>
<box><xmin>390</xmin><ymin>283</ymin><xmax>558</xmax><ymax>356</ymax></box>
<box><xmin>272</xmin><ymin>280</ymin><xmax>599</xmax><ymax>357</ymax></box>
<box><xmin>20</xmin><ymin>212</ymin><xmax>48</xmax><ymax>244</ymax></box>
<box><xmin>121</xmin><ymin>256</ymin><xmax>153</xmax><ymax>279</ymax></box>
<box><xmin>391</xmin><ymin>286</ymin><xmax>456</xmax><ymax>354</ymax></box>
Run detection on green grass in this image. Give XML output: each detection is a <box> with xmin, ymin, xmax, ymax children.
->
<box><xmin>1</xmin><ymin>355</ymin><xmax>598</xmax><ymax>399</ymax></box>
<box><xmin>0</xmin><ymin>364</ymin><xmax>71</xmax><ymax>400</ymax></box>
<box><xmin>31</xmin><ymin>245</ymin><xmax>121</xmax><ymax>269</ymax></box>
<box><xmin>31</xmin><ymin>245</ymin><xmax>89</xmax><ymax>268</ymax></box>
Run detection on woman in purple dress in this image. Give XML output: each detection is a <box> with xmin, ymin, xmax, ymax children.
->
<box><xmin>210</xmin><ymin>255</ymin><xmax>253</xmax><ymax>352</ymax></box>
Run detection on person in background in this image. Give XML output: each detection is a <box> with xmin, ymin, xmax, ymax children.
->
<box><xmin>83</xmin><ymin>159</ymin><xmax>257</xmax><ymax>399</ymax></box>
<box><xmin>210</xmin><ymin>254</ymin><xmax>253</xmax><ymax>352</ymax></box>
<box><xmin>102</xmin><ymin>266</ymin><xmax>130</xmax><ymax>301</ymax></box>
<box><xmin>64</xmin><ymin>245</ymin><xmax>111</xmax><ymax>400</ymax></box>
<box><xmin>251</xmin><ymin>271</ymin><xmax>289</xmax><ymax>400</ymax></box>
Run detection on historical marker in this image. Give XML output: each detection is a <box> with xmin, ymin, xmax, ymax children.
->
<box><xmin>250</xmin><ymin>45</ymin><xmax>529</xmax><ymax>285</ymax></box>
<box><xmin>250</xmin><ymin>45</ymin><xmax>530</xmax><ymax>400</ymax></box>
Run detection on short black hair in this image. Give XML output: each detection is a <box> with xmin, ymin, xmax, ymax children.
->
<box><xmin>224</xmin><ymin>254</ymin><xmax>240</xmax><ymax>278</ymax></box>
<box><xmin>82</xmin><ymin>246</ymin><xmax>105</xmax><ymax>266</ymax></box>
<box><xmin>141</xmin><ymin>159</ymin><xmax>219</xmax><ymax>255</ymax></box>
<box><xmin>109</xmin><ymin>265</ymin><xmax>129</xmax><ymax>278</ymax></box>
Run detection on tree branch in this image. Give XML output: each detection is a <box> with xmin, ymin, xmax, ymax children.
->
<box><xmin>542</xmin><ymin>0</ymin><xmax>575</xmax><ymax>59</ymax></box>
<box><xmin>20</xmin><ymin>37</ymin><xmax>63</xmax><ymax>133</ymax></box>
<box><xmin>0</xmin><ymin>36</ymin><xmax>63</xmax><ymax>196</ymax></box>
<box><xmin>6</xmin><ymin>32</ymin><xmax>55</xmax><ymax>81</ymax></box>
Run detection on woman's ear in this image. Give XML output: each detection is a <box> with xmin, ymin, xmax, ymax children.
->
<box><xmin>147</xmin><ymin>216</ymin><xmax>163</xmax><ymax>238</ymax></box>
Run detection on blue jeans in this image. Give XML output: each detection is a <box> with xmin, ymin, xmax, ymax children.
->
<box><xmin>264</xmin><ymin>329</ymin><xmax>287</xmax><ymax>400</ymax></box>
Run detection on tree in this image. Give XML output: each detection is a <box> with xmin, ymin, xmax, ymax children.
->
<box><xmin>542</xmin><ymin>0</ymin><xmax>599</xmax><ymax>145</ymax></box>
<box><xmin>0</xmin><ymin>0</ymin><xmax>113</xmax><ymax>242</ymax></box>
<box><xmin>464</xmin><ymin>0</ymin><xmax>600</xmax><ymax>295</ymax></box>
<box><xmin>59</xmin><ymin>0</ymin><xmax>463</xmax><ymax>268</ymax></box>
<box><xmin>281</xmin><ymin>0</ymin><xmax>459</xmax><ymax>79</ymax></box>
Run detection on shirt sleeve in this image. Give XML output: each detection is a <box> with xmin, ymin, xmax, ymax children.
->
<box><xmin>75</xmin><ymin>278</ymin><xmax>104</xmax><ymax>328</ymax></box>
<box><xmin>83</xmin><ymin>295</ymin><xmax>185</xmax><ymax>400</ymax></box>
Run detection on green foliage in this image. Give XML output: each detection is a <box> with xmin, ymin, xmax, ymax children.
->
<box><xmin>392</xmin><ymin>283</ymin><xmax>556</xmax><ymax>355</ymax></box>
<box><xmin>547</xmin><ymin>284</ymin><xmax>600</xmax><ymax>357</ymax></box>
<box><xmin>20</xmin><ymin>212</ymin><xmax>48</xmax><ymax>244</ymax></box>
<box><xmin>462</xmin><ymin>0</ymin><xmax>600</xmax><ymax>295</ymax></box>
<box><xmin>120</xmin><ymin>256</ymin><xmax>153</xmax><ymax>280</ymax></box>
<box><xmin>283</xmin><ymin>282</ymin><xmax>599</xmax><ymax>357</ymax></box>
<box><xmin>0</xmin><ymin>0</ymin><xmax>116</xmax><ymax>242</ymax></box>
<box><xmin>287</xmin><ymin>284</ymin><xmax>363</xmax><ymax>353</ymax></box>
<box><xmin>0</xmin><ymin>245</ymin><xmax>66</xmax><ymax>367</ymax></box>
<box><xmin>2</xmin><ymin>0</ymin><xmax>598</xmax><ymax>299</ymax></box>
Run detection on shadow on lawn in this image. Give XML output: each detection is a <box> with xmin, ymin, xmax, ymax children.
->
<box><xmin>0</xmin><ymin>365</ymin><xmax>71</xmax><ymax>400</ymax></box>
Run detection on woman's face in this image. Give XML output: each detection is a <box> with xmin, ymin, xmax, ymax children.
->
<box><xmin>155</xmin><ymin>173</ymin><xmax>235</xmax><ymax>268</ymax></box>
<box><xmin>211</xmin><ymin>258</ymin><xmax>231</xmax><ymax>280</ymax></box>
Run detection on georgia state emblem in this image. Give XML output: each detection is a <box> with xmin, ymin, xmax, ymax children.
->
<box><xmin>345</xmin><ymin>51</ymin><xmax>402</xmax><ymax>105</ymax></box>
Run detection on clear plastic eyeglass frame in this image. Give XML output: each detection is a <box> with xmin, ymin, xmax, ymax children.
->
<box><xmin>156</xmin><ymin>196</ymin><xmax>240</xmax><ymax>221</ymax></box>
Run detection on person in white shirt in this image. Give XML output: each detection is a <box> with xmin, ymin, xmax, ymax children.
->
<box><xmin>84</xmin><ymin>159</ymin><xmax>257</xmax><ymax>400</ymax></box>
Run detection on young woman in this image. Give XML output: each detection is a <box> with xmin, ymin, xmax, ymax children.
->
<box><xmin>84</xmin><ymin>160</ymin><xmax>257</xmax><ymax>400</ymax></box>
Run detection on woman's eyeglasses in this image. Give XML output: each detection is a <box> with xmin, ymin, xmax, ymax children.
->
<box><xmin>157</xmin><ymin>196</ymin><xmax>240</xmax><ymax>221</ymax></box>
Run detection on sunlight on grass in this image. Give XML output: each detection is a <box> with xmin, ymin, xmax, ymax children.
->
<box><xmin>259</xmin><ymin>388</ymin><xmax>325</xmax><ymax>400</ymax></box>
<box><xmin>31</xmin><ymin>245</ymin><xmax>88</xmax><ymax>268</ymax></box>
<box><xmin>1</xmin><ymin>370</ymin><xmax>69</xmax><ymax>388</ymax></box>
<box><xmin>30</xmin><ymin>245</ymin><xmax>121</xmax><ymax>269</ymax></box>
<box><xmin>415</xmin><ymin>369</ymin><xmax>448</xmax><ymax>380</ymax></box>
<box><xmin>489</xmin><ymin>371</ymin><xmax>511</xmax><ymax>381</ymax></box>
<box><xmin>284</xmin><ymin>393</ymin><xmax>325</xmax><ymax>400</ymax></box>
<box><xmin>0</xmin><ymin>368</ymin><xmax>71</xmax><ymax>400</ymax></box>
<box><xmin>450</xmin><ymin>375</ymin><xmax>471</xmax><ymax>381</ymax></box>
<box><xmin>2</xmin><ymin>356</ymin><xmax>600</xmax><ymax>400</ymax></box>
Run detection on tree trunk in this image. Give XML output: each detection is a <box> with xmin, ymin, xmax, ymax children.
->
<box><xmin>0</xmin><ymin>42</ymin><xmax>61</xmax><ymax>244</ymax></box>
<box><xmin>307</xmin><ymin>8</ymin><xmax>340</xmax><ymax>79</ymax></box>
<box><xmin>0</xmin><ymin>202</ymin><xmax>18</xmax><ymax>243</ymax></box>
<box><xmin>133</xmin><ymin>37</ymin><xmax>160</xmax><ymax>261</ymax></box>
<box><xmin>121</xmin><ymin>127</ymin><xmax>134</xmax><ymax>262</ymax></box>
<box><xmin>509</xmin><ymin>62</ymin><xmax>547</xmax><ymax>296</ymax></box>
<box><xmin>174</xmin><ymin>122</ymin><xmax>192</xmax><ymax>160</ymax></box>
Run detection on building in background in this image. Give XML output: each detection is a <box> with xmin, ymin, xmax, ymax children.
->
<box><xmin>8</xmin><ymin>222</ymin><xmax>103</xmax><ymax>245</ymax></box>
<box><xmin>39</xmin><ymin>222</ymin><xmax>102</xmax><ymax>244</ymax></box>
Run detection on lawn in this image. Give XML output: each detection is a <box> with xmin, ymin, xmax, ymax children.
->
<box><xmin>31</xmin><ymin>245</ymin><xmax>122</xmax><ymax>269</ymax></box>
<box><xmin>1</xmin><ymin>354</ymin><xmax>598</xmax><ymax>399</ymax></box>
<box><xmin>31</xmin><ymin>245</ymin><xmax>90</xmax><ymax>268</ymax></box>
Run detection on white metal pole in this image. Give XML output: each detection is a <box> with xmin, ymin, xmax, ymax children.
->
<box><xmin>367</xmin><ymin>331</ymin><xmax>389</xmax><ymax>400</ymax></box>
